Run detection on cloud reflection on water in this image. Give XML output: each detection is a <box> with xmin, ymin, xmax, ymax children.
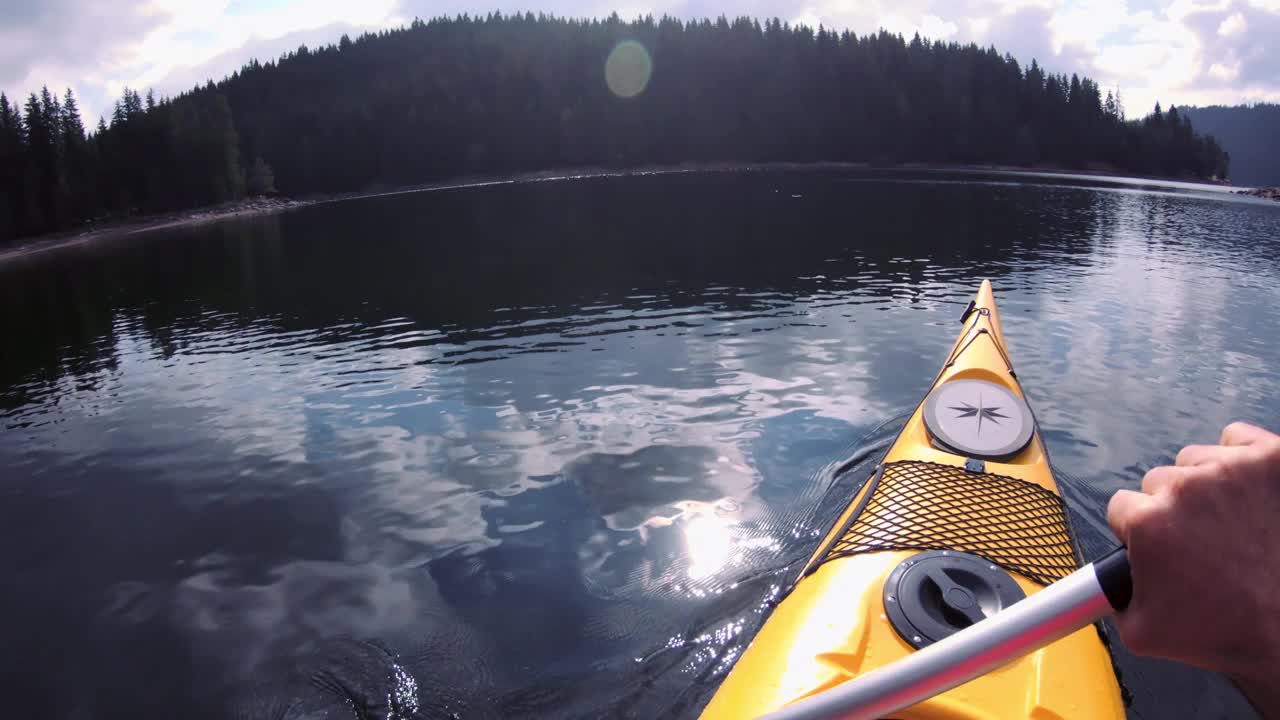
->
<box><xmin>1</xmin><ymin>169</ymin><xmax>1277</xmax><ymax>718</ymax></box>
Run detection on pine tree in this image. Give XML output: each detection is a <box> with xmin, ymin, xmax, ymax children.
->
<box><xmin>245</xmin><ymin>156</ymin><xmax>276</xmax><ymax>195</ymax></box>
<box><xmin>0</xmin><ymin>94</ymin><xmax>16</xmax><ymax>131</ymax></box>
<box><xmin>121</xmin><ymin>88</ymin><xmax>143</xmax><ymax>118</ymax></box>
<box><xmin>23</xmin><ymin>91</ymin><xmax>61</xmax><ymax>231</ymax></box>
<box><xmin>60</xmin><ymin>88</ymin><xmax>85</xmax><ymax>142</ymax></box>
<box><xmin>60</xmin><ymin>88</ymin><xmax>97</xmax><ymax>220</ymax></box>
<box><xmin>0</xmin><ymin>94</ymin><xmax>24</xmax><ymax>242</ymax></box>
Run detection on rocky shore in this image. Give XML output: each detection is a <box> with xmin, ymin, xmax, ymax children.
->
<box><xmin>1238</xmin><ymin>187</ymin><xmax>1280</xmax><ymax>201</ymax></box>
<box><xmin>0</xmin><ymin>196</ymin><xmax>311</xmax><ymax>265</ymax></box>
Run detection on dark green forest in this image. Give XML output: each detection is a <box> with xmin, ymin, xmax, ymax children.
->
<box><xmin>0</xmin><ymin>13</ymin><xmax>1232</xmax><ymax>245</ymax></box>
<box><xmin>1182</xmin><ymin>104</ymin><xmax>1279</xmax><ymax>188</ymax></box>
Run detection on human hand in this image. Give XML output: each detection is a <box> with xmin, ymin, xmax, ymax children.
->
<box><xmin>1108</xmin><ymin>422</ymin><xmax>1280</xmax><ymax>716</ymax></box>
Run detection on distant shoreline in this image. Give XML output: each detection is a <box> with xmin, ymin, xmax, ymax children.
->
<box><xmin>0</xmin><ymin>162</ymin><xmax>1246</xmax><ymax>267</ymax></box>
<box><xmin>0</xmin><ymin>196</ymin><xmax>313</xmax><ymax>266</ymax></box>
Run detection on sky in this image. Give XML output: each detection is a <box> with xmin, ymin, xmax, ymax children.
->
<box><xmin>1</xmin><ymin>0</ymin><xmax>1277</xmax><ymax>124</ymax></box>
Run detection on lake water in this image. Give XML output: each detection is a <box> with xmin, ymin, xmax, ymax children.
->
<box><xmin>2</xmin><ymin>168</ymin><xmax>1278</xmax><ymax>719</ymax></box>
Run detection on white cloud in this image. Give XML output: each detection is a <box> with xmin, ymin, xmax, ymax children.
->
<box><xmin>973</xmin><ymin>2</ymin><xmax>1094</xmax><ymax>74</ymax></box>
<box><xmin>1</xmin><ymin>0</ymin><xmax>400</xmax><ymax>122</ymax></box>
<box><xmin>1</xmin><ymin>0</ymin><xmax>1277</xmax><ymax>124</ymax></box>
<box><xmin>1048</xmin><ymin>0</ymin><xmax>1147</xmax><ymax>55</ymax></box>
<box><xmin>880</xmin><ymin>13</ymin><xmax>960</xmax><ymax>39</ymax></box>
<box><xmin>1208</xmin><ymin>61</ymin><xmax>1240</xmax><ymax>79</ymax></box>
<box><xmin>0</xmin><ymin>0</ymin><xmax>167</xmax><ymax>120</ymax></box>
<box><xmin>1217</xmin><ymin>11</ymin><xmax>1248</xmax><ymax>33</ymax></box>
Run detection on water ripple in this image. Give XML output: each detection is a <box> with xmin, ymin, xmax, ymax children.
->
<box><xmin>1</xmin><ymin>168</ymin><xmax>1277</xmax><ymax>718</ymax></box>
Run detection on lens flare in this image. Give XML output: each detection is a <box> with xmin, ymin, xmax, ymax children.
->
<box><xmin>605</xmin><ymin>40</ymin><xmax>652</xmax><ymax>99</ymax></box>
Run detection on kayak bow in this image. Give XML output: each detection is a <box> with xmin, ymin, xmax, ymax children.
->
<box><xmin>700</xmin><ymin>280</ymin><xmax>1125</xmax><ymax>720</ymax></box>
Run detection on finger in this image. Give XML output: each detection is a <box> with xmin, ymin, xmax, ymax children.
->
<box><xmin>1107</xmin><ymin>489</ymin><xmax>1153</xmax><ymax>545</ymax></box>
<box><xmin>1221</xmin><ymin>421</ymin><xmax>1271</xmax><ymax>447</ymax></box>
<box><xmin>1176</xmin><ymin>444</ymin><xmax>1219</xmax><ymax>467</ymax></box>
<box><xmin>1113</xmin><ymin>602</ymin><xmax>1161</xmax><ymax>656</ymax></box>
<box><xmin>1141</xmin><ymin>465</ymin><xmax>1193</xmax><ymax>495</ymax></box>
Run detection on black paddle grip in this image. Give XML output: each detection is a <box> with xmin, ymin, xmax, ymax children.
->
<box><xmin>1094</xmin><ymin>546</ymin><xmax>1132</xmax><ymax>612</ymax></box>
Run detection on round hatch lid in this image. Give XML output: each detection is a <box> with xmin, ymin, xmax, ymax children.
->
<box><xmin>923</xmin><ymin>378</ymin><xmax>1035</xmax><ymax>460</ymax></box>
<box><xmin>884</xmin><ymin>550</ymin><xmax>1026</xmax><ymax>649</ymax></box>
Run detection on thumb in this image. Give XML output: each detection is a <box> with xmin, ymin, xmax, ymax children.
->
<box><xmin>1107</xmin><ymin>488</ymin><xmax>1150</xmax><ymax>545</ymax></box>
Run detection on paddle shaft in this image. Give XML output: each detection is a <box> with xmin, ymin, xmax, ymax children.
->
<box><xmin>756</xmin><ymin>548</ymin><xmax>1131</xmax><ymax>720</ymax></box>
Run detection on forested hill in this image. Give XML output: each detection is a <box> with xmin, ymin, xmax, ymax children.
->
<box><xmin>1</xmin><ymin>13</ymin><xmax>1232</xmax><ymax>244</ymax></box>
<box><xmin>1182</xmin><ymin>104</ymin><xmax>1279</xmax><ymax>188</ymax></box>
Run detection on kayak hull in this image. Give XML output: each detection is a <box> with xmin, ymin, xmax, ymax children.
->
<box><xmin>699</xmin><ymin>281</ymin><xmax>1124</xmax><ymax>720</ymax></box>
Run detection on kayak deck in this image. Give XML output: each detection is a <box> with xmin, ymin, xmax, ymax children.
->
<box><xmin>699</xmin><ymin>281</ymin><xmax>1124</xmax><ymax>720</ymax></box>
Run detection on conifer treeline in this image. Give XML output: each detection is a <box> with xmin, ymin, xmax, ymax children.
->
<box><xmin>0</xmin><ymin>13</ymin><xmax>1231</xmax><ymax>244</ymax></box>
<box><xmin>0</xmin><ymin>86</ymin><xmax>253</xmax><ymax>243</ymax></box>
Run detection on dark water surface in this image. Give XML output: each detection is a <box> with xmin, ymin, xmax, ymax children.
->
<box><xmin>2</xmin><ymin>168</ymin><xmax>1278</xmax><ymax>719</ymax></box>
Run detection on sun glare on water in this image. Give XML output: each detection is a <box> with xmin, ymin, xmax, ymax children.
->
<box><xmin>685</xmin><ymin>514</ymin><xmax>732</xmax><ymax>580</ymax></box>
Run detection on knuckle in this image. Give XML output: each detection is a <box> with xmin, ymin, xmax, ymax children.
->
<box><xmin>1141</xmin><ymin>466</ymin><xmax>1170</xmax><ymax>492</ymax></box>
<box><xmin>1176</xmin><ymin>465</ymin><xmax>1212</xmax><ymax>497</ymax></box>
<box><xmin>1204</xmin><ymin>460</ymin><xmax>1234</xmax><ymax>484</ymax></box>
<box><xmin>1131</xmin><ymin>496</ymin><xmax>1180</xmax><ymax>546</ymax></box>
<box><xmin>1174</xmin><ymin>446</ymin><xmax>1194</xmax><ymax>465</ymax></box>
<box><xmin>1223</xmin><ymin>420</ymin><xmax>1251</xmax><ymax>439</ymax></box>
<box><xmin>1122</xmin><ymin>501</ymin><xmax>1158</xmax><ymax>539</ymax></box>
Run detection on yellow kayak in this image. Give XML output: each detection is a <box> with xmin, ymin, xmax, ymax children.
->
<box><xmin>701</xmin><ymin>280</ymin><xmax>1125</xmax><ymax>720</ymax></box>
